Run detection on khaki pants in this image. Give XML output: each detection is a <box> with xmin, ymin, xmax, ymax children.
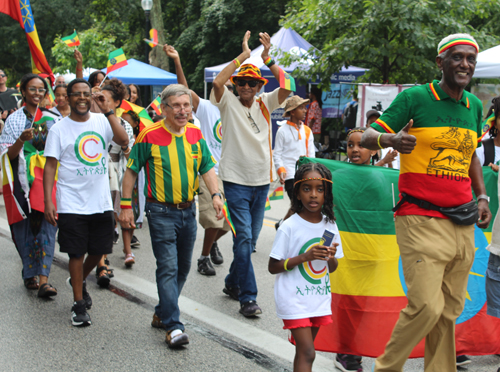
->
<box><xmin>375</xmin><ymin>215</ymin><xmax>475</xmax><ymax>372</ymax></box>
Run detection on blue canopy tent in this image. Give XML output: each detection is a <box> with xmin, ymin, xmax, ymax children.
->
<box><xmin>102</xmin><ymin>58</ymin><xmax>177</xmax><ymax>85</ymax></box>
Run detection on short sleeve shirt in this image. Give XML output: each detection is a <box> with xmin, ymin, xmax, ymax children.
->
<box><xmin>210</xmin><ymin>87</ymin><xmax>281</xmax><ymax>186</ymax></box>
<box><xmin>370</xmin><ymin>80</ymin><xmax>483</xmax><ymax>217</ymax></box>
<box><xmin>195</xmin><ymin>98</ymin><xmax>222</xmax><ymax>174</ymax></box>
<box><xmin>44</xmin><ymin>113</ymin><xmax>114</xmax><ymax>214</ymax></box>
<box><xmin>126</xmin><ymin>120</ymin><xmax>216</xmax><ymax>204</ymax></box>
<box><xmin>305</xmin><ymin>100</ymin><xmax>322</xmax><ymax>134</ymax></box>
<box><xmin>270</xmin><ymin>213</ymin><xmax>343</xmax><ymax>320</ymax></box>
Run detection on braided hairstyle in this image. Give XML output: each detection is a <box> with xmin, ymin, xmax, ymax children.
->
<box><xmin>291</xmin><ymin>162</ymin><xmax>335</xmax><ymax>222</ymax></box>
<box><xmin>487</xmin><ymin>96</ymin><xmax>500</xmax><ymax>138</ymax></box>
<box><xmin>347</xmin><ymin>127</ymin><xmax>379</xmax><ymax>164</ymax></box>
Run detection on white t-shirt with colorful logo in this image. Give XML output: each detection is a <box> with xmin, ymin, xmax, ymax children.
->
<box><xmin>195</xmin><ymin>98</ymin><xmax>222</xmax><ymax>174</ymax></box>
<box><xmin>44</xmin><ymin>113</ymin><xmax>114</xmax><ymax>214</ymax></box>
<box><xmin>270</xmin><ymin>213</ymin><xmax>343</xmax><ymax>320</ymax></box>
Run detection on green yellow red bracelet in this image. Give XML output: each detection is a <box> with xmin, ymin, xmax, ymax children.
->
<box><xmin>120</xmin><ymin>198</ymin><xmax>132</xmax><ymax>209</ymax></box>
<box><xmin>284</xmin><ymin>258</ymin><xmax>292</xmax><ymax>271</ymax></box>
<box><xmin>264</xmin><ymin>56</ymin><xmax>275</xmax><ymax>67</ymax></box>
<box><xmin>233</xmin><ymin>58</ymin><xmax>241</xmax><ymax>68</ymax></box>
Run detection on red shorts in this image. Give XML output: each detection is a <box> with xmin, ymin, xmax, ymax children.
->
<box><xmin>282</xmin><ymin>315</ymin><xmax>332</xmax><ymax>330</ymax></box>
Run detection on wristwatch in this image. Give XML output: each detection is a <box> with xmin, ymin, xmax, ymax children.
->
<box><xmin>104</xmin><ymin>109</ymin><xmax>114</xmax><ymax>117</ymax></box>
<box><xmin>211</xmin><ymin>193</ymin><xmax>222</xmax><ymax>200</ymax></box>
<box><xmin>477</xmin><ymin>194</ymin><xmax>490</xmax><ymax>203</ymax></box>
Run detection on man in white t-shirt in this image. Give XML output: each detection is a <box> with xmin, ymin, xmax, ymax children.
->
<box><xmin>164</xmin><ymin>45</ymin><xmax>230</xmax><ymax>277</ymax></box>
<box><xmin>43</xmin><ymin>78</ymin><xmax>129</xmax><ymax>327</ymax></box>
<box><xmin>210</xmin><ymin>31</ymin><xmax>292</xmax><ymax>317</ymax></box>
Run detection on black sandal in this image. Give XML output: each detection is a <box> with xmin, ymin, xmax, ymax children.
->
<box><xmin>37</xmin><ymin>283</ymin><xmax>57</xmax><ymax>298</ymax></box>
<box><xmin>96</xmin><ymin>266</ymin><xmax>110</xmax><ymax>288</ymax></box>
<box><xmin>24</xmin><ymin>277</ymin><xmax>39</xmax><ymax>290</ymax></box>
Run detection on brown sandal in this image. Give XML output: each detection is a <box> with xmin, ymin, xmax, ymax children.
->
<box><xmin>37</xmin><ymin>283</ymin><xmax>57</xmax><ymax>298</ymax></box>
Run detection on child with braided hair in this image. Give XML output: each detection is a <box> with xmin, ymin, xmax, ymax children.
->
<box><xmin>347</xmin><ymin>127</ymin><xmax>397</xmax><ymax>167</ymax></box>
<box><xmin>269</xmin><ymin>162</ymin><xmax>343</xmax><ymax>372</ymax></box>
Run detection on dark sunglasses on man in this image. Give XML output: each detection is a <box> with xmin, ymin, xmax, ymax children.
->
<box><xmin>235</xmin><ymin>79</ymin><xmax>259</xmax><ymax>88</ymax></box>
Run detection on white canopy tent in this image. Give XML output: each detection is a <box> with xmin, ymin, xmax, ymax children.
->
<box><xmin>473</xmin><ymin>45</ymin><xmax>500</xmax><ymax>78</ymax></box>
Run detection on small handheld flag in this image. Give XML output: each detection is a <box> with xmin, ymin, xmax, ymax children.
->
<box><xmin>116</xmin><ymin>100</ymin><xmax>154</xmax><ymax>130</ymax></box>
<box><xmin>107</xmin><ymin>48</ymin><xmax>128</xmax><ymax>73</ymax></box>
<box><xmin>144</xmin><ymin>29</ymin><xmax>159</xmax><ymax>48</ymax></box>
<box><xmin>61</xmin><ymin>30</ymin><xmax>80</xmax><ymax>47</ymax></box>
<box><xmin>149</xmin><ymin>95</ymin><xmax>162</xmax><ymax>115</ymax></box>
<box><xmin>269</xmin><ymin>186</ymin><xmax>284</xmax><ymax>200</ymax></box>
<box><xmin>279</xmin><ymin>68</ymin><xmax>296</xmax><ymax>92</ymax></box>
<box><xmin>265</xmin><ymin>197</ymin><xmax>271</xmax><ymax>211</ymax></box>
<box><xmin>44</xmin><ymin>78</ymin><xmax>55</xmax><ymax>105</ymax></box>
<box><xmin>222</xmin><ymin>201</ymin><xmax>236</xmax><ymax>237</ymax></box>
<box><xmin>478</xmin><ymin>112</ymin><xmax>495</xmax><ymax>143</ymax></box>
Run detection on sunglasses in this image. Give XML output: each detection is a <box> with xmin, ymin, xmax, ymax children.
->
<box><xmin>235</xmin><ymin>79</ymin><xmax>259</xmax><ymax>88</ymax></box>
<box><xmin>0</xmin><ymin>74</ymin><xmax>6</xmax><ymax>78</ymax></box>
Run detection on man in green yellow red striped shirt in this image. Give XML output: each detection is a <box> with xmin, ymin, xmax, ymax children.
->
<box><xmin>362</xmin><ymin>33</ymin><xmax>492</xmax><ymax>371</ymax></box>
<box><xmin>119</xmin><ymin>84</ymin><xmax>223</xmax><ymax>349</ymax></box>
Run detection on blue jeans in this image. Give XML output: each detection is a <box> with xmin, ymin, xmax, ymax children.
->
<box><xmin>146</xmin><ymin>202</ymin><xmax>197</xmax><ymax>332</ymax></box>
<box><xmin>223</xmin><ymin>181</ymin><xmax>269</xmax><ymax>304</ymax></box>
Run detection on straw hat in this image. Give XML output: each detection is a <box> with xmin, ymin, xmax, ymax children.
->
<box><xmin>283</xmin><ymin>96</ymin><xmax>309</xmax><ymax>117</ymax></box>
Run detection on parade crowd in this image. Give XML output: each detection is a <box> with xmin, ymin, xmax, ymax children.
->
<box><xmin>2</xmin><ymin>30</ymin><xmax>500</xmax><ymax>372</ymax></box>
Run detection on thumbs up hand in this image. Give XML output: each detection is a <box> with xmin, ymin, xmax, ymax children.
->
<box><xmin>391</xmin><ymin>119</ymin><xmax>416</xmax><ymax>154</ymax></box>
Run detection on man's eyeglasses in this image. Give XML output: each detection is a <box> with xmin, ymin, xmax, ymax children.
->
<box><xmin>28</xmin><ymin>87</ymin><xmax>47</xmax><ymax>94</ymax></box>
<box><xmin>165</xmin><ymin>103</ymin><xmax>193</xmax><ymax>113</ymax></box>
<box><xmin>247</xmin><ymin>113</ymin><xmax>260</xmax><ymax>134</ymax></box>
<box><xmin>0</xmin><ymin>74</ymin><xmax>6</xmax><ymax>78</ymax></box>
<box><xmin>69</xmin><ymin>92</ymin><xmax>91</xmax><ymax>98</ymax></box>
<box><xmin>235</xmin><ymin>79</ymin><xmax>259</xmax><ymax>88</ymax></box>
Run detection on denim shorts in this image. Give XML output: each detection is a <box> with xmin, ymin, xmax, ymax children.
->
<box><xmin>486</xmin><ymin>252</ymin><xmax>500</xmax><ymax>318</ymax></box>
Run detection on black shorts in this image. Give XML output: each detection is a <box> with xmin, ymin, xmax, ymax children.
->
<box><xmin>58</xmin><ymin>211</ymin><xmax>114</xmax><ymax>256</ymax></box>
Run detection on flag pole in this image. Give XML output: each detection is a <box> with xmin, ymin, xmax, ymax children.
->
<box><xmin>29</xmin><ymin>104</ymin><xmax>39</xmax><ymax>129</ymax></box>
<box><xmin>98</xmin><ymin>73</ymin><xmax>108</xmax><ymax>89</ymax></box>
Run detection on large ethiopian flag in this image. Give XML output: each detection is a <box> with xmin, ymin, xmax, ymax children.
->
<box><xmin>297</xmin><ymin>157</ymin><xmax>500</xmax><ymax>357</ymax></box>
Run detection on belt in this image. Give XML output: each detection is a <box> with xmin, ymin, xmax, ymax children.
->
<box><xmin>146</xmin><ymin>197</ymin><xmax>193</xmax><ymax>210</ymax></box>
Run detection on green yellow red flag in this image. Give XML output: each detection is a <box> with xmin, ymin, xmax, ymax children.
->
<box><xmin>61</xmin><ymin>30</ymin><xmax>80</xmax><ymax>47</ymax></box>
<box><xmin>298</xmin><ymin>157</ymin><xmax>500</xmax><ymax>357</ymax></box>
<box><xmin>149</xmin><ymin>95</ymin><xmax>162</xmax><ymax>115</ymax></box>
<box><xmin>116</xmin><ymin>100</ymin><xmax>153</xmax><ymax>131</ymax></box>
<box><xmin>265</xmin><ymin>197</ymin><xmax>271</xmax><ymax>211</ymax></box>
<box><xmin>269</xmin><ymin>186</ymin><xmax>284</xmax><ymax>200</ymax></box>
<box><xmin>144</xmin><ymin>29</ymin><xmax>158</xmax><ymax>48</ymax></box>
<box><xmin>222</xmin><ymin>201</ymin><xmax>236</xmax><ymax>237</ymax></box>
<box><xmin>278</xmin><ymin>68</ymin><xmax>296</xmax><ymax>92</ymax></box>
<box><xmin>107</xmin><ymin>48</ymin><xmax>128</xmax><ymax>73</ymax></box>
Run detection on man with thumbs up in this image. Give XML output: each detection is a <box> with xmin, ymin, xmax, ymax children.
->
<box><xmin>362</xmin><ymin>34</ymin><xmax>492</xmax><ymax>372</ymax></box>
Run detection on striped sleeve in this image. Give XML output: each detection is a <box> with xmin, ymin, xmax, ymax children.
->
<box><xmin>198</xmin><ymin>137</ymin><xmax>216</xmax><ymax>175</ymax></box>
<box><xmin>126</xmin><ymin>142</ymin><xmax>150</xmax><ymax>174</ymax></box>
<box><xmin>370</xmin><ymin>91</ymin><xmax>411</xmax><ymax>134</ymax></box>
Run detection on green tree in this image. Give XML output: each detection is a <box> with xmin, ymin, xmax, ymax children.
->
<box><xmin>282</xmin><ymin>0</ymin><xmax>500</xmax><ymax>86</ymax></box>
<box><xmin>51</xmin><ymin>28</ymin><xmax>116</xmax><ymax>74</ymax></box>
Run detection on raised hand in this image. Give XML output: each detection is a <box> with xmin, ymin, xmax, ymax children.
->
<box><xmin>242</xmin><ymin>30</ymin><xmax>251</xmax><ymax>59</ymax></box>
<box><xmin>92</xmin><ymin>91</ymin><xmax>110</xmax><ymax>113</ymax></box>
<box><xmin>391</xmin><ymin>119</ymin><xmax>416</xmax><ymax>154</ymax></box>
<box><xmin>163</xmin><ymin>44</ymin><xmax>179</xmax><ymax>60</ymax></box>
<box><xmin>382</xmin><ymin>149</ymin><xmax>398</xmax><ymax>165</ymax></box>
<box><xmin>74</xmin><ymin>49</ymin><xmax>82</xmax><ymax>64</ymax></box>
<box><xmin>259</xmin><ymin>32</ymin><xmax>271</xmax><ymax>60</ymax></box>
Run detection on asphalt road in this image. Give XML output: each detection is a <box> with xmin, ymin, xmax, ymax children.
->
<box><xmin>0</xmin><ymin>194</ymin><xmax>499</xmax><ymax>372</ymax></box>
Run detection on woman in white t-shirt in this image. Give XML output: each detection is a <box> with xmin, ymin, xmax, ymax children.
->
<box><xmin>269</xmin><ymin>162</ymin><xmax>343</xmax><ymax>372</ymax></box>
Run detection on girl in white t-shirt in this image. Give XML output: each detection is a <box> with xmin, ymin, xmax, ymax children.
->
<box><xmin>269</xmin><ymin>162</ymin><xmax>343</xmax><ymax>372</ymax></box>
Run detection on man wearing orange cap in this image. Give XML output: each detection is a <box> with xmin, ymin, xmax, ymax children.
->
<box><xmin>210</xmin><ymin>31</ymin><xmax>292</xmax><ymax>317</ymax></box>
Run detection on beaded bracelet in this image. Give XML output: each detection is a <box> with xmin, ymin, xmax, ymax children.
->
<box><xmin>120</xmin><ymin>198</ymin><xmax>132</xmax><ymax>209</ymax></box>
<box><xmin>377</xmin><ymin>133</ymin><xmax>384</xmax><ymax>149</ymax></box>
<box><xmin>233</xmin><ymin>58</ymin><xmax>241</xmax><ymax>68</ymax></box>
<box><xmin>264</xmin><ymin>57</ymin><xmax>275</xmax><ymax>68</ymax></box>
<box><xmin>284</xmin><ymin>258</ymin><xmax>292</xmax><ymax>271</ymax></box>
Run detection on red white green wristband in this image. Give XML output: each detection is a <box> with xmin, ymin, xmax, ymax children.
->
<box><xmin>120</xmin><ymin>198</ymin><xmax>132</xmax><ymax>209</ymax></box>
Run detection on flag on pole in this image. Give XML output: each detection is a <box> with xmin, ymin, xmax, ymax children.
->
<box><xmin>150</xmin><ymin>96</ymin><xmax>162</xmax><ymax>115</ymax></box>
<box><xmin>269</xmin><ymin>186</ymin><xmax>284</xmax><ymax>200</ymax></box>
<box><xmin>144</xmin><ymin>29</ymin><xmax>158</xmax><ymax>48</ymax></box>
<box><xmin>265</xmin><ymin>197</ymin><xmax>271</xmax><ymax>211</ymax></box>
<box><xmin>0</xmin><ymin>0</ymin><xmax>53</xmax><ymax>76</ymax></box>
<box><xmin>33</xmin><ymin>107</ymin><xmax>60</xmax><ymax>126</ymax></box>
<box><xmin>222</xmin><ymin>201</ymin><xmax>236</xmax><ymax>237</ymax></box>
<box><xmin>478</xmin><ymin>112</ymin><xmax>495</xmax><ymax>142</ymax></box>
<box><xmin>116</xmin><ymin>100</ymin><xmax>153</xmax><ymax>130</ymax></box>
<box><xmin>278</xmin><ymin>68</ymin><xmax>296</xmax><ymax>92</ymax></box>
<box><xmin>107</xmin><ymin>48</ymin><xmax>128</xmax><ymax>73</ymax></box>
<box><xmin>298</xmin><ymin>157</ymin><xmax>500</xmax><ymax>357</ymax></box>
<box><xmin>61</xmin><ymin>30</ymin><xmax>80</xmax><ymax>47</ymax></box>
<box><xmin>44</xmin><ymin>78</ymin><xmax>55</xmax><ymax>105</ymax></box>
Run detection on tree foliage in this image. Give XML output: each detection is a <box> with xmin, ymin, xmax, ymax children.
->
<box><xmin>282</xmin><ymin>0</ymin><xmax>500</xmax><ymax>87</ymax></box>
<box><xmin>51</xmin><ymin>28</ymin><xmax>116</xmax><ymax>74</ymax></box>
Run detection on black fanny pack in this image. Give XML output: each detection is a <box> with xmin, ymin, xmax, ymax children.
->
<box><xmin>393</xmin><ymin>193</ymin><xmax>479</xmax><ymax>226</ymax></box>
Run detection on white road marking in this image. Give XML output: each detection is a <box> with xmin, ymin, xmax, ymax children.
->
<box><xmin>0</xmin><ymin>211</ymin><xmax>333</xmax><ymax>371</ymax></box>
